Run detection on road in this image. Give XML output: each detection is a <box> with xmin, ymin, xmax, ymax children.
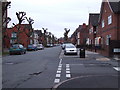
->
<box><xmin>2</xmin><ymin>46</ymin><xmax>119</xmax><ymax>89</ymax></box>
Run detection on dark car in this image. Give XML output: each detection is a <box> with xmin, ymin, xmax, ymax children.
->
<box><xmin>27</xmin><ymin>44</ymin><xmax>37</xmax><ymax>51</ymax></box>
<box><xmin>9</xmin><ymin>44</ymin><xmax>26</xmax><ymax>55</ymax></box>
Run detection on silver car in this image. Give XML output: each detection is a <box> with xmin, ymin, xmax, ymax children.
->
<box><xmin>64</xmin><ymin>44</ymin><xmax>77</xmax><ymax>55</ymax></box>
<box><xmin>37</xmin><ymin>44</ymin><xmax>44</xmax><ymax>50</ymax></box>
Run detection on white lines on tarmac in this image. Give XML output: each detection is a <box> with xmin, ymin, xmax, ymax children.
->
<box><xmin>66</xmin><ymin>68</ymin><xmax>70</xmax><ymax>71</ymax></box>
<box><xmin>66</xmin><ymin>71</ymin><xmax>70</xmax><ymax>73</ymax></box>
<box><xmin>56</xmin><ymin>74</ymin><xmax>61</xmax><ymax>77</ymax></box>
<box><xmin>113</xmin><ymin>67</ymin><xmax>120</xmax><ymax>71</ymax></box>
<box><xmin>54</xmin><ymin>59</ymin><xmax>63</xmax><ymax>83</ymax></box>
<box><xmin>66</xmin><ymin>74</ymin><xmax>71</xmax><ymax>78</ymax></box>
<box><xmin>54</xmin><ymin>79</ymin><xmax>60</xmax><ymax>83</ymax></box>
<box><xmin>66</xmin><ymin>64</ymin><xmax>71</xmax><ymax>78</ymax></box>
<box><xmin>58</xmin><ymin>68</ymin><xmax>62</xmax><ymax>71</ymax></box>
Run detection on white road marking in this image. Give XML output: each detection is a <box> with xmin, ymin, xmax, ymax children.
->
<box><xmin>59</xmin><ymin>59</ymin><xmax>63</xmax><ymax>65</ymax></box>
<box><xmin>113</xmin><ymin>67</ymin><xmax>120</xmax><ymax>71</ymax></box>
<box><xmin>56</xmin><ymin>74</ymin><xmax>61</xmax><ymax>77</ymax></box>
<box><xmin>66</xmin><ymin>65</ymin><xmax>70</xmax><ymax>68</ymax></box>
<box><xmin>70</xmin><ymin>64</ymin><xmax>84</xmax><ymax>65</ymax></box>
<box><xmin>59</xmin><ymin>50</ymin><xmax>64</xmax><ymax>59</ymax></box>
<box><xmin>66</xmin><ymin>68</ymin><xmax>70</xmax><ymax>71</ymax></box>
<box><xmin>57</xmin><ymin>71</ymin><xmax>61</xmax><ymax>73</ymax></box>
<box><xmin>66</xmin><ymin>74</ymin><xmax>71</xmax><ymax>78</ymax></box>
<box><xmin>66</xmin><ymin>64</ymin><xmax>71</xmax><ymax>78</ymax></box>
<box><xmin>58</xmin><ymin>68</ymin><xmax>62</xmax><ymax>71</ymax></box>
<box><xmin>54</xmin><ymin>79</ymin><xmax>60</xmax><ymax>83</ymax></box>
<box><xmin>59</xmin><ymin>64</ymin><xmax>62</xmax><ymax>66</ymax></box>
<box><xmin>66</xmin><ymin>71</ymin><xmax>70</xmax><ymax>73</ymax></box>
<box><xmin>66</xmin><ymin>64</ymin><xmax>70</xmax><ymax>66</ymax></box>
<box><xmin>58</xmin><ymin>65</ymin><xmax>62</xmax><ymax>68</ymax></box>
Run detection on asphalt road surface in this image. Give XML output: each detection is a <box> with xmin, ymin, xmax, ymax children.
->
<box><xmin>2</xmin><ymin>46</ymin><xmax>119</xmax><ymax>89</ymax></box>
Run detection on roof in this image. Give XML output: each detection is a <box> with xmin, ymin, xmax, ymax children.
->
<box><xmin>99</xmin><ymin>0</ymin><xmax>120</xmax><ymax>22</ymax></box>
<box><xmin>89</xmin><ymin>13</ymin><xmax>100</xmax><ymax>26</ymax></box>
<box><xmin>15</xmin><ymin>24</ymin><xmax>31</xmax><ymax>29</ymax></box>
<box><xmin>109</xmin><ymin>1</ymin><xmax>120</xmax><ymax>13</ymax></box>
<box><xmin>34</xmin><ymin>30</ymin><xmax>42</xmax><ymax>36</ymax></box>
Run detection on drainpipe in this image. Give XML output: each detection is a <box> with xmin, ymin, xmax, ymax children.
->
<box><xmin>117</xmin><ymin>14</ymin><xmax>119</xmax><ymax>40</ymax></box>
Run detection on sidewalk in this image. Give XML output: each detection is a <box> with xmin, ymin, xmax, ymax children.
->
<box><xmin>84</xmin><ymin>50</ymin><xmax>119</xmax><ymax>67</ymax></box>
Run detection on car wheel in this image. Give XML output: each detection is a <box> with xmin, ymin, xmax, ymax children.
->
<box><xmin>24</xmin><ymin>51</ymin><xmax>26</xmax><ymax>54</ymax></box>
<box><xmin>9</xmin><ymin>53</ymin><xmax>12</xmax><ymax>55</ymax></box>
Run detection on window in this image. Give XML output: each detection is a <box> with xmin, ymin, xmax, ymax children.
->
<box><xmin>102</xmin><ymin>20</ymin><xmax>105</xmax><ymax>28</ymax></box>
<box><xmin>11</xmin><ymin>32</ymin><xmax>17</xmax><ymax>38</ymax></box>
<box><xmin>10</xmin><ymin>39</ymin><xmax>16</xmax><ymax>44</ymax></box>
<box><xmin>106</xmin><ymin>35</ymin><xmax>111</xmax><ymax>45</ymax></box>
<box><xmin>108</xmin><ymin>15</ymin><xmax>112</xmax><ymax>25</ymax></box>
<box><xmin>89</xmin><ymin>27</ymin><xmax>93</xmax><ymax>34</ymax></box>
<box><xmin>77</xmin><ymin>32</ymin><xmax>80</xmax><ymax>38</ymax></box>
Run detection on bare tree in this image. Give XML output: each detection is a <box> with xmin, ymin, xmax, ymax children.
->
<box><xmin>64</xmin><ymin>28</ymin><xmax>70</xmax><ymax>43</ymax></box>
<box><xmin>12</xmin><ymin>11</ymin><xmax>26</xmax><ymax>44</ymax></box>
<box><xmin>42</xmin><ymin>28</ymin><xmax>48</xmax><ymax>46</ymax></box>
<box><xmin>24</xmin><ymin>17</ymin><xmax>34</xmax><ymax>45</ymax></box>
<box><xmin>2</xmin><ymin>1</ymin><xmax>11</xmax><ymax>50</ymax></box>
<box><xmin>16</xmin><ymin>12</ymin><xmax>26</xmax><ymax>24</ymax></box>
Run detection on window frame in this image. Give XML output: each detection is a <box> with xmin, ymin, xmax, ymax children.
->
<box><xmin>108</xmin><ymin>15</ymin><xmax>112</xmax><ymax>25</ymax></box>
<box><xmin>102</xmin><ymin>20</ymin><xmax>105</xmax><ymax>28</ymax></box>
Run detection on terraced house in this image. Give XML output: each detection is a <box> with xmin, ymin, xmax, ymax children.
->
<box><xmin>5</xmin><ymin>24</ymin><xmax>33</xmax><ymax>48</ymax></box>
<box><xmin>95</xmin><ymin>0</ymin><xmax>120</xmax><ymax>57</ymax></box>
<box><xmin>87</xmin><ymin>13</ymin><xmax>100</xmax><ymax>51</ymax></box>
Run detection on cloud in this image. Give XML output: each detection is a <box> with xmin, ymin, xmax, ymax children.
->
<box><xmin>8</xmin><ymin>0</ymin><xmax>102</xmax><ymax>38</ymax></box>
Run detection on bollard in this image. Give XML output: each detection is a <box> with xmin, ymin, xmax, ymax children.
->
<box><xmin>79</xmin><ymin>48</ymin><xmax>85</xmax><ymax>58</ymax></box>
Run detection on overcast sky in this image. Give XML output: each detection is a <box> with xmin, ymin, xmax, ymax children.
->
<box><xmin>8</xmin><ymin>0</ymin><xmax>102</xmax><ymax>38</ymax></box>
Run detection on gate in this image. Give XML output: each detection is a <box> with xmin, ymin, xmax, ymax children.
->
<box><xmin>109</xmin><ymin>40</ymin><xmax>120</xmax><ymax>57</ymax></box>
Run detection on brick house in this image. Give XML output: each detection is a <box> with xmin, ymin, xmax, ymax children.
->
<box><xmin>71</xmin><ymin>23</ymin><xmax>88</xmax><ymax>48</ymax></box>
<box><xmin>4</xmin><ymin>24</ymin><xmax>33</xmax><ymax>48</ymax></box>
<box><xmin>95</xmin><ymin>0</ymin><xmax>120</xmax><ymax>56</ymax></box>
<box><xmin>34</xmin><ymin>30</ymin><xmax>43</xmax><ymax>44</ymax></box>
<box><xmin>87</xmin><ymin>13</ymin><xmax>100</xmax><ymax>50</ymax></box>
<box><xmin>70</xmin><ymin>25</ymin><xmax>82</xmax><ymax>45</ymax></box>
<box><xmin>77</xmin><ymin>23</ymin><xmax>88</xmax><ymax>48</ymax></box>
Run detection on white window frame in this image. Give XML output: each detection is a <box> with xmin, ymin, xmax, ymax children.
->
<box><xmin>108</xmin><ymin>15</ymin><xmax>112</xmax><ymax>25</ymax></box>
<box><xmin>10</xmin><ymin>39</ymin><xmax>16</xmax><ymax>44</ymax></box>
<box><xmin>11</xmin><ymin>32</ymin><xmax>17</xmax><ymax>38</ymax></box>
<box><xmin>102</xmin><ymin>20</ymin><xmax>105</xmax><ymax>28</ymax></box>
<box><xmin>77</xmin><ymin>32</ymin><xmax>80</xmax><ymax>39</ymax></box>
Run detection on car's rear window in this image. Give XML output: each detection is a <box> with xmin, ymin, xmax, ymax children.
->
<box><xmin>66</xmin><ymin>45</ymin><xmax>75</xmax><ymax>48</ymax></box>
<box><xmin>12</xmin><ymin>45</ymin><xmax>19</xmax><ymax>48</ymax></box>
<box><xmin>28</xmin><ymin>45</ymin><xmax>33</xmax><ymax>47</ymax></box>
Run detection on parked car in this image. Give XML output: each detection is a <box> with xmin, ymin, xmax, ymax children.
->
<box><xmin>46</xmin><ymin>44</ymin><xmax>53</xmax><ymax>47</ymax></box>
<box><xmin>27</xmin><ymin>44</ymin><xmax>37</xmax><ymax>51</ymax></box>
<box><xmin>9</xmin><ymin>44</ymin><xmax>26</xmax><ymax>55</ymax></box>
<box><xmin>37</xmin><ymin>44</ymin><xmax>44</xmax><ymax>50</ymax></box>
<box><xmin>61</xmin><ymin>43</ymin><xmax>74</xmax><ymax>50</ymax></box>
<box><xmin>64</xmin><ymin>44</ymin><xmax>77</xmax><ymax>55</ymax></box>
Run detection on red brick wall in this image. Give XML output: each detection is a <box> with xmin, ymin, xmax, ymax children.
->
<box><xmin>5</xmin><ymin>24</ymin><xmax>31</xmax><ymax>48</ymax></box>
<box><xmin>100</xmin><ymin>2</ymin><xmax>118</xmax><ymax>40</ymax></box>
<box><xmin>96</xmin><ymin>2</ymin><xmax>120</xmax><ymax>56</ymax></box>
